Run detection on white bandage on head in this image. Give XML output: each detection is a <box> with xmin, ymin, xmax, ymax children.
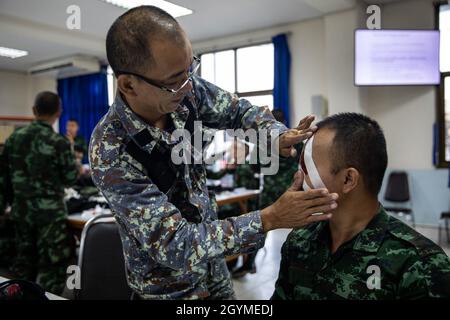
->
<box><xmin>301</xmin><ymin>135</ymin><xmax>326</xmax><ymax>191</ymax></box>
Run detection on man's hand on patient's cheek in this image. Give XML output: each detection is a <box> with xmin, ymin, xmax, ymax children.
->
<box><xmin>261</xmin><ymin>171</ymin><xmax>338</xmax><ymax>232</ymax></box>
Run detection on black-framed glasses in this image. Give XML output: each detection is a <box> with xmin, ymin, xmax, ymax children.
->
<box><xmin>116</xmin><ymin>56</ymin><xmax>201</xmax><ymax>95</ymax></box>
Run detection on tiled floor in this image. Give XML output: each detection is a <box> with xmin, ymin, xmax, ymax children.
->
<box><xmin>232</xmin><ymin>226</ymin><xmax>450</xmax><ymax>300</ymax></box>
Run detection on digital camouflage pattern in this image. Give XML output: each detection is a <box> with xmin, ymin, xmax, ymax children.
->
<box><xmin>2</xmin><ymin>120</ymin><xmax>79</xmax><ymax>294</ymax></box>
<box><xmin>272</xmin><ymin>206</ymin><xmax>450</xmax><ymax>300</ymax></box>
<box><xmin>90</xmin><ymin>75</ymin><xmax>288</xmax><ymax>300</ymax></box>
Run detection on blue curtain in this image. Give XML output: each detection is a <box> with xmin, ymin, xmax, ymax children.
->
<box><xmin>58</xmin><ymin>70</ymin><xmax>109</xmax><ymax>163</ymax></box>
<box><xmin>272</xmin><ymin>34</ymin><xmax>291</xmax><ymax>127</ymax></box>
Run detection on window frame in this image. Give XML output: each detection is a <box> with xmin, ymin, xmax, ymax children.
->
<box><xmin>436</xmin><ymin>2</ymin><xmax>449</xmax><ymax>168</ymax></box>
<box><xmin>437</xmin><ymin>71</ymin><xmax>449</xmax><ymax>167</ymax></box>
<box><xmin>198</xmin><ymin>41</ymin><xmax>274</xmax><ymax>101</ymax></box>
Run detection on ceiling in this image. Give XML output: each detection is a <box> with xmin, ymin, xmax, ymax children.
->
<box><xmin>0</xmin><ymin>0</ymin><xmax>397</xmax><ymax>72</ymax></box>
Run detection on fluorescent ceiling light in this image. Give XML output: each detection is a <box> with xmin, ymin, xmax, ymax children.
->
<box><xmin>0</xmin><ymin>46</ymin><xmax>28</xmax><ymax>59</ymax></box>
<box><xmin>100</xmin><ymin>0</ymin><xmax>193</xmax><ymax>18</ymax></box>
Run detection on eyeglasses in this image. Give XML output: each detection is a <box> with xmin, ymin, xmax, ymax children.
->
<box><xmin>116</xmin><ymin>56</ymin><xmax>201</xmax><ymax>95</ymax></box>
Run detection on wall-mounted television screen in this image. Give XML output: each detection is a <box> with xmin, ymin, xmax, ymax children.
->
<box><xmin>355</xmin><ymin>29</ymin><xmax>440</xmax><ymax>86</ymax></box>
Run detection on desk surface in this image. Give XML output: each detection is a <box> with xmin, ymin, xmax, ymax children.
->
<box><xmin>215</xmin><ymin>188</ymin><xmax>260</xmax><ymax>203</ymax></box>
<box><xmin>0</xmin><ymin>276</ymin><xmax>67</xmax><ymax>300</ymax></box>
<box><xmin>67</xmin><ymin>188</ymin><xmax>260</xmax><ymax>230</ymax></box>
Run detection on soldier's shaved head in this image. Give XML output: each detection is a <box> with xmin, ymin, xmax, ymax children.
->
<box><xmin>106</xmin><ymin>5</ymin><xmax>186</xmax><ymax>76</ymax></box>
<box><xmin>34</xmin><ymin>91</ymin><xmax>61</xmax><ymax>116</ymax></box>
<box><xmin>316</xmin><ymin>113</ymin><xmax>387</xmax><ymax>196</ymax></box>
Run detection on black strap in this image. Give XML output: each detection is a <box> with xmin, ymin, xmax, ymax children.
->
<box><xmin>125</xmin><ymin>100</ymin><xmax>197</xmax><ymax>194</ymax></box>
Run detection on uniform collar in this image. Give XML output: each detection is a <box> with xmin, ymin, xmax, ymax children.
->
<box><xmin>112</xmin><ymin>93</ymin><xmax>192</xmax><ymax>154</ymax></box>
<box><xmin>310</xmin><ymin>204</ymin><xmax>389</xmax><ymax>254</ymax></box>
<box><xmin>352</xmin><ymin>205</ymin><xmax>389</xmax><ymax>253</ymax></box>
<box><xmin>33</xmin><ymin>120</ymin><xmax>54</xmax><ymax>130</ymax></box>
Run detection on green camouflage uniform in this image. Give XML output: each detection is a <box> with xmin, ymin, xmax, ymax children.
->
<box><xmin>272</xmin><ymin>206</ymin><xmax>450</xmax><ymax>300</ymax></box>
<box><xmin>260</xmin><ymin>143</ymin><xmax>301</xmax><ymax>209</ymax></box>
<box><xmin>90</xmin><ymin>75</ymin><xmax>288</xmax><ymax>300</ymax></box>
<box><xmin>0</xmin><ymin>144</ymin><xmax>14</xmax><ymax>268</ymax></box>
<box><xmin>73</xmin><ymin>135</ymin><xmax>87</xmax><ymax>156</ymax></box>
<box><xmin>207</xmin><ymin>163</ymin><xmax>260</xmax><ymax>218</ymax></box>
<box><xmin>2</xmin><ymin>120</ymin><xmax>79</xmax><ymax>294</ymax></box>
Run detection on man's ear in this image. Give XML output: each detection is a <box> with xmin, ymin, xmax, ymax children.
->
<box><xmin>32</xmin><ymin>106</ymin><xmax>37</xmax><ymax>117</ymax></box>
<box><xmin>117</xmin><ymin>75</ymin><xmax>138</xmax><ymax>97</ymax></box>
<box><xmin>342</xmin><ymin>168</ymin><xmax>359</xmax><ymax>194</ymax></box>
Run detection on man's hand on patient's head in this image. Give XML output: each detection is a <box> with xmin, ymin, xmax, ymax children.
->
<box><xmin>296</xmin><ymin>115</ymin><xmax>318</xmax><ymax>133</ymax></box>
<box><xmin>277</xmin><ymin>115</ymin><xmax>317</xmax><ymax>158</ymax></box>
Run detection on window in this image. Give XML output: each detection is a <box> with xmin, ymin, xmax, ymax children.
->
<box><xmin>438</xmin><ymin>3</ymin><xmax>450</xmax><ymax>167</ymax></box>
<box><xmin>200</xmin><ymin>43</ymin><xmax>274</xmax><ymax>109</ymax></box>
<box><xmin>199</xmin><ymin>44</ymin><xmax>274</xmax><ymax>171</ymax></box>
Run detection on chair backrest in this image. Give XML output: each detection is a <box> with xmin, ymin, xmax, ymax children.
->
<box><xmin>76</xmin><ymin>214</ymin><xmax>132</xmax><ymax>300</ymax></box>
<box><xmin>384</xmin><ymin>171</ymin><xmax>410</xmax><ymax>202</ymax></box>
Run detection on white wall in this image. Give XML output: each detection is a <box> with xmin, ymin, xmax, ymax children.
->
<box><xmin>193</xmin><ymin>0</ymin><xmax>439</xmax><ymax>170</ymax></box>
<box><xmin>193</xmin><ymin>18</ymin><xmax>328</xmax><ymax>126</ymax></box>
<box><xmin>364</xmin><ymin>0</ymin><xmax>437</xmax><ymax>170</ymax></box>
<box><xmin>0</xmin><ymin>70</ymin><xmax>56</xmax><ymax>117</ymax></box>
<box><xmin>324</xmin><ymin>9</ymin><xmax>364</xmax><ymax>115</ymax></box>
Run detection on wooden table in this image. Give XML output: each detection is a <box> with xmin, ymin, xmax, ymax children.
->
<box><xmin>67</xmin><ymin>189</ymin><xmax>260</xmax><ymax>265</ymax></box>
<box><xmin>215</xmin><ymin>188</ymin><xmax>260</xmax><ymax>213</ymax></box>
<box><xmin>67</xmin><ymin>188</ymin><xmax>261</xmax><ymax>231</ymax></box>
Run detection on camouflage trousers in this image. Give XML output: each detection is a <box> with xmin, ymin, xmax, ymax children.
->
<box><xmin>10</xmin><ymin>196</ymin><xmax>72</xmax><ymax>294</ymax></box>
<box><xmin>0</xmin><ymin>215</ymin><xmax>15</xmax><ymax>268</ymax></box>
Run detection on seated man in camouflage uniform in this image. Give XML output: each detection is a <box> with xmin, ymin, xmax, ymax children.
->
<box><xmin>273</xmin><ymin>113</ymin><xmax>450</xmax><ymax>300</ymax></box>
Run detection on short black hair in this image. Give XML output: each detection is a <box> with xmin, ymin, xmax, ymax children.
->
<box><xmin>106</xmin><ymin>5</ymin><xmax>184</xmax><ymax>76</ymax></box>
<box><xmin>34</xmin><ymin>91</ymin><xmax>60</xmax><ymax>116</ymax></box>
<box><xmin>67</xmin><ymin>118</ymin><xmax>79</xmax><ymax>124</ymax></box>
<box><xmin>272</xmin><ymin>110</ymin><xmax>285</xmax><ymax>123</ymax></box>
<box><xmin>316</xmin><ymin>113</ymin><xmax>387</xmax><ymax>196</ymax></box>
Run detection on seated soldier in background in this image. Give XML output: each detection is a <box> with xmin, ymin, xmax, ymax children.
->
<box><xmin>260</xmin><ymin>109</ymin><xmax>302</xmax><ymax>209</ymax></box>
<box><xmin>273</xmin><ymin>113</ymin><xmax>450</xmax><ymax>300</ymax></box>
<box><xmin>206</xmin><ymin>140</ymin><xmax>260</xmax><ymax>276</ymax></box>
<box><xmin>66</xmin><ymin>118</ymin><xmax>87</xmax><ymax>162</ymax></box>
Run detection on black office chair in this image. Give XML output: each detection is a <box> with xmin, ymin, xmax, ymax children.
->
<box><xmin>75</xmin><ymin>214</ymin><xmax>132</xmax><ymax>300</ymax></box>
<box><xmin>383</xmin><ymin>171</ymin><xmax>415</xmax><ymax>228</ymax></box>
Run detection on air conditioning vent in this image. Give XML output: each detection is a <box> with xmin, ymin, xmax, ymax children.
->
<box><xmin>28</xmin><ymin>56</ymin><xmax>100</xmax><ymax>78</ymax></box>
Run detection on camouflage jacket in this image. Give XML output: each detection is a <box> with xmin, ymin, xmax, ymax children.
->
<box><xmin>272</xmin><ymin>206</ymin><xmax>450</xmax><ymax>300</ymax></box>
<box><xmin>261</xmin><ymin>143</ymin><xmax>301</xmax><ymax>208</ymax></box>
<box><xmin>2</xmin><ymin>120</ymin><xmax>78</xmax><ymax>202</ymax></box>
<box><xmin>73</xmin><ymin>135</ymin><xmax>88</xmax><ymax>155</ymax></box>
<box><xmin>89</xmin><ymin>75</ymin><xmax>288</xmax><ymax>299</ymax></box>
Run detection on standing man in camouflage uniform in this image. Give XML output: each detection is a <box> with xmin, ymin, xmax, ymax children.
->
<box><xmin>2</xmin><ymin>91</ymin><xmax>80</xmax><ymax>294</ymax></box>
<box><xmin>0</xmin><ymin>141</ymin><xmax>14</xmax><ymax>270</ymax></box>
<box><xmin>90</xmin><ymin>6</ymin><xmax>339</xmax><ymax>300</ymax></box>
<box><xmin>273</xmin><ymin>113</ymin><xmax>450</xmax><ymax>300</ymax></box>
